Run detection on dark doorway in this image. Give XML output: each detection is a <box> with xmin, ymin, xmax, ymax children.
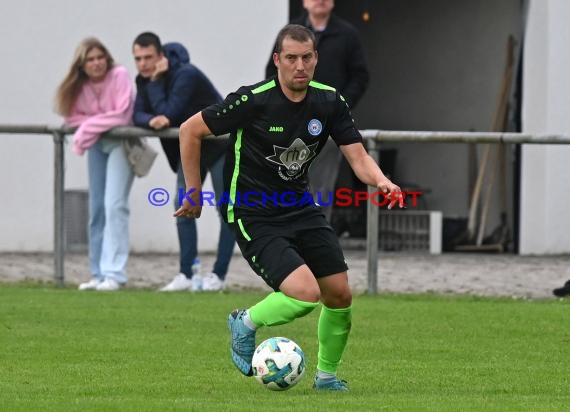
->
<box><xmin>286</xmin><ymin>1</ymin><xmax>525</xmax><ymax>252</ymax></box>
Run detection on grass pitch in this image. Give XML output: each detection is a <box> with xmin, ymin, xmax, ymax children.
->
<box><xmin>1</xmin><ymin>285</ymin><xmax>568</xmax><ymax>411</ymax></box>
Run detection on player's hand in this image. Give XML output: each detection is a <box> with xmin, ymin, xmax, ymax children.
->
<box><xmin>149</xmin><ymin>115</ymin><xmax>170</xmax><ymax>130</ymax></box>
<box><xmin>151</xmin><ymin>56</ymin><xmax>169</xmax><ymax>80</ymax></box>
<box><xmin>173</xmin><ymin>190</ymin><xmax>202</xmax><ymax>219</ymax></box>
<box><xmin>377</xmin><ymin>178</ymin><xmax>403</xmax><ymax>209</ymax></box>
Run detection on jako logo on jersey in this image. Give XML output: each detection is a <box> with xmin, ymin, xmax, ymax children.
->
<box><xmin>269</xmin><ymin>126</ymin><xmax>284</xmax><ymax>132</ymax></box>
<box><xmin>308</xmin><ymin>119</ymin><xmax>323</xmax><ymax>136</ymax></box>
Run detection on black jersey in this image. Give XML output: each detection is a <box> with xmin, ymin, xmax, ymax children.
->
<box><xmin>201</xmin><ymin>76</ymin><xmax>362</xmax><ymax>223</ymax></box>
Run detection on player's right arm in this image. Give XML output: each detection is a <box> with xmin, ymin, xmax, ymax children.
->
<box><xmin>174</xmin><ymin>85</ymin><xmax>255</xmax><ymax>218</ymax></box>
<box><xmin>173</xmin><ymin>112</ymin><xmax>212</xmax><ymax>219</ymax></box>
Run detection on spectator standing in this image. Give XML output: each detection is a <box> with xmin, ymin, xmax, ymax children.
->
<box><xmin>55</xmin><ymin>37</ymin><xmax>135</xmax><ymax>291</ymax></box>
<box><xmin>132</xmin><ymin>32</ymin><xmax>235</xmax><ymax>292</ymax></box>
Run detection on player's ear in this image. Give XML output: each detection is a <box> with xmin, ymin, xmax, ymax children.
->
<box><xmin>272</xmin><ymin>52</ymin><xmax>280</xmax><ymax>68</ymax></box>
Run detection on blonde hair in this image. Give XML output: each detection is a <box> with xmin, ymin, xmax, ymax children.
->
<box><xmin>54</xmin><ymin>37</ymin><xmax>115</xmax><ymax>116</ymax></box>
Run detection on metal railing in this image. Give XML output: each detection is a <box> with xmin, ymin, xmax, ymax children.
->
<box><xmin>2</xmin><ymin>124</ymin><xmax>570</xmax><ymax>292</ymax></box>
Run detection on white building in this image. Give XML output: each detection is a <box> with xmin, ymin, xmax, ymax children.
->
<box><xmin>0</xmin><ymin>0</ymin><xmax>287</xmax><ymax>253</ymax></box>
<box><xmin>521</xmin><ymin>0</ymin><xmax>570</xmax><ymax>254</ymax></box>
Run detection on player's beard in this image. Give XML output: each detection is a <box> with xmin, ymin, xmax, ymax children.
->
<box><xmin>289</xmin><ymin>83</ymin><xmax>309</xmax><ymax>92</ymax></box>
<box><xmin>288</xmin><ymin>77</ymin><xmax>310</xmax><ymax>92</ymax></box>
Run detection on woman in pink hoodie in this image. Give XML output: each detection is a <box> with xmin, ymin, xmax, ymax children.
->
<box><xmin>55</xmin><ymin>38</ymin><xmax>135</xmax><ymax>291</ymax></box>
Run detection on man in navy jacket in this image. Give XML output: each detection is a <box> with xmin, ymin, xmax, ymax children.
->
<box><xmin>133</xmin><ymin>32</ymin><xmax>234</xmax><ymax>292</ymax></box>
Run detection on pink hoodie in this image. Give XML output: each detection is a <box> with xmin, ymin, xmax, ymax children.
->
<box><xmin>65</xmin><ymin>65</ymin><xmax>134</xmax><ymax>155</ymax></box>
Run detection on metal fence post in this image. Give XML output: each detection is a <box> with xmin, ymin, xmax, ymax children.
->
<box><xmin>366</xmin><ymin>137</ymin><xmax>379</xmax><ymax>294</ymax></box>
<box><xmin>52</xmin><ymin>130</ymin><xmax>65</xmax><ymax>286</ymax></box>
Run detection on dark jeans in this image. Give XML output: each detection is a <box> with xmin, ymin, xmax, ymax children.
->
<box><xmin>176</xmin><ymin>155</ymin><xmax>236</xmax><ymax>279</ymax></box>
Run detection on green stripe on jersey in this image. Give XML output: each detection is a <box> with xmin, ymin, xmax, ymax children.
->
<box><xmin>227</xmin><ymin>128</ymin><xmax>244</xmax><ymax>223</ymax></box>
<box><xmin>227</xmin><ymin>80</ymin><xmax>275</xmax><ymax>223</ymax></box>
<box><xmin>252</xmin><ymin>79</ymin><xmax>276</xmax><ymax>94</ymax></box>
<box><xmin>309</xmin><ymin>80</ymin><xmax>336</xmax><ymax>91</ymax></box>
<box><xmin>237</xmin><ymin>219</ymin><xmax>251</xmax><ymax>241</ymax></box>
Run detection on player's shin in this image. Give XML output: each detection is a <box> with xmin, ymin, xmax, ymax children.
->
<box><xmin>317</xmin><ymin>305</ymin><xmax>352</xmax><ymax>374</ymax></box>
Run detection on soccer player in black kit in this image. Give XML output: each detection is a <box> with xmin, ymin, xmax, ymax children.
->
<box><xmin>175</xmin><ymin>24</ymin><xmax>401</xmax><ymax>391</ymax></box>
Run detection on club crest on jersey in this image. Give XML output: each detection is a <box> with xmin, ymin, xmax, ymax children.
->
<box><xmin>266</xmin><ymin>138</ymin><xmax>318</xmax><ymax>181</ymax></box>
<box><xmin>308</xmin><ymin>119</ymin><xmax>323</xmax><ymax>136</ymax></box>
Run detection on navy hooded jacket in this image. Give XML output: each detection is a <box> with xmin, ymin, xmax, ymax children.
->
<box><xmin>134</xmin><ymin>42</ymin><xmax>227</xmax><ymax>172</ymax></box>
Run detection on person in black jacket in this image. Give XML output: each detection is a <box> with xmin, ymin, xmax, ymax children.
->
<box><xmin>132</xmin><ymin>32</ymin><xmax>235</xmax><ymax>292</ymax></box>
<box><xmin>265</xmin><ymin>0</ymin><xmax>370</xmax><ymax>222</ymax></box>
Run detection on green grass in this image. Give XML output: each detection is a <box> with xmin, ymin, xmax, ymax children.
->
<box><xmin>1</xmin><ymin>285</ymin><xmax>568</xmax><ymax>411</ymax></box>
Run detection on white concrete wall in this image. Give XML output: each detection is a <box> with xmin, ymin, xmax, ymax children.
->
<box><xmin>521</xmin><ymin>0</ymin><xmax>570</xmax><ymax>254</ymax></box>
<box><xmin>0</xmin><ymin>0</ymin><xmax>288</xmax><ymax>252</ymax></box>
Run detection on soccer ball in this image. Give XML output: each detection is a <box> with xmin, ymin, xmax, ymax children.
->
<box><xmin>251</xmin><ymin>337</ymin><xmax>306</xmax><ymax>391</ymax></box>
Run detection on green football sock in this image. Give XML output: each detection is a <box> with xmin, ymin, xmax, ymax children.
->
<box><xmin>249</xmin><ymin>292</ymin><xmax>319</xmax><ymax>327</ymax></box>
<box><xmin>317</xmin><ymin>305</ymin><xmax>352</xmax><ymax>374</ymax></box>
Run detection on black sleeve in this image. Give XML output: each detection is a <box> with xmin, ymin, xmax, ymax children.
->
<box><xmin>201</xmin><ymin>86</ymin><xmax>255</xmax><ymax>136</ymax></box>
<box><xmin>340</xmin><ymin>30</ymin><xmax>370</xmax><ymax>109</ymax></box>
<box><xmin>330</xmin><ymin>92</ymin><xmax>363</xmax><ymax>146</ymax></box>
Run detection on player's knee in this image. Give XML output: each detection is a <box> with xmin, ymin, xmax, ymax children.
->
<box><xmin>279</xmin><ymin>269</ymin><xmax>321</xmax><ymax>303</ymax></box>
<box><xmin>336</xmin><ymin>288</ymin><xmax>353</xmax><ymax>308</ymax></box>
<box><xmin>294</xmin><ymin>287</ymin><xmax>321</xmax><ymax>303</ymax></box>
<box><xmin>322</xmin><ymin>287</ymin><xmax>352</xmax><ymax>309</ymax></box>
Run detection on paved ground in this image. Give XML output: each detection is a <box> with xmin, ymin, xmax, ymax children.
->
<box><xmin>1</xmin><ymin>250</ymin><xmax>569</xmax><ymax>299</ymax></box>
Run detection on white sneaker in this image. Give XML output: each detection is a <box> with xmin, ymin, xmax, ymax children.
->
<box><xmin>159</xmin><ymin>273</ymin><xmax>193</xmax><ymax>292</ymax></box>
<box><xmin>96</xmin><ymin>278</ymin><xmax>121</xmax><ymax>291</ymax></box>
<box><xmin>78</xmin><ymin>278</ymin><xmax>102</xmax><ymax>291</ymax></box>
<box><xmin>202</xmin><ymin>272</ymin><xmax>224</xmax><ymax>291</ymax></box>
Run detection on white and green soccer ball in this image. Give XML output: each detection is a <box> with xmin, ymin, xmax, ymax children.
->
<box><xmin>251</xmin><ymin>337</ymin><xmax>306</xmax><ymax>391</ymax></box>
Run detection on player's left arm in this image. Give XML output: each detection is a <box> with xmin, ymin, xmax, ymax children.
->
<box><xmin>340</xmin><ymin>143</ymin><xmax>402</xmax><ymax>208</ymax></box>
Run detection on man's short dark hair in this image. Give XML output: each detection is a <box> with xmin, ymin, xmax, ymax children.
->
<box><xmin>274</xmin><ymin>24</ymin><xmax>316</xmax><ymax>54</ymax></box>
<box><xmin>133</xmin><ymin>31</ymin><xmax>162</xmax><ymax>53</ymax></box>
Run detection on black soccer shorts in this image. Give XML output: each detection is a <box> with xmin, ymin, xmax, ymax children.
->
<box><xmin>232</xmin><ymin>208</ymin><xmax>348</xmax><ymax>291</ymax></box>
